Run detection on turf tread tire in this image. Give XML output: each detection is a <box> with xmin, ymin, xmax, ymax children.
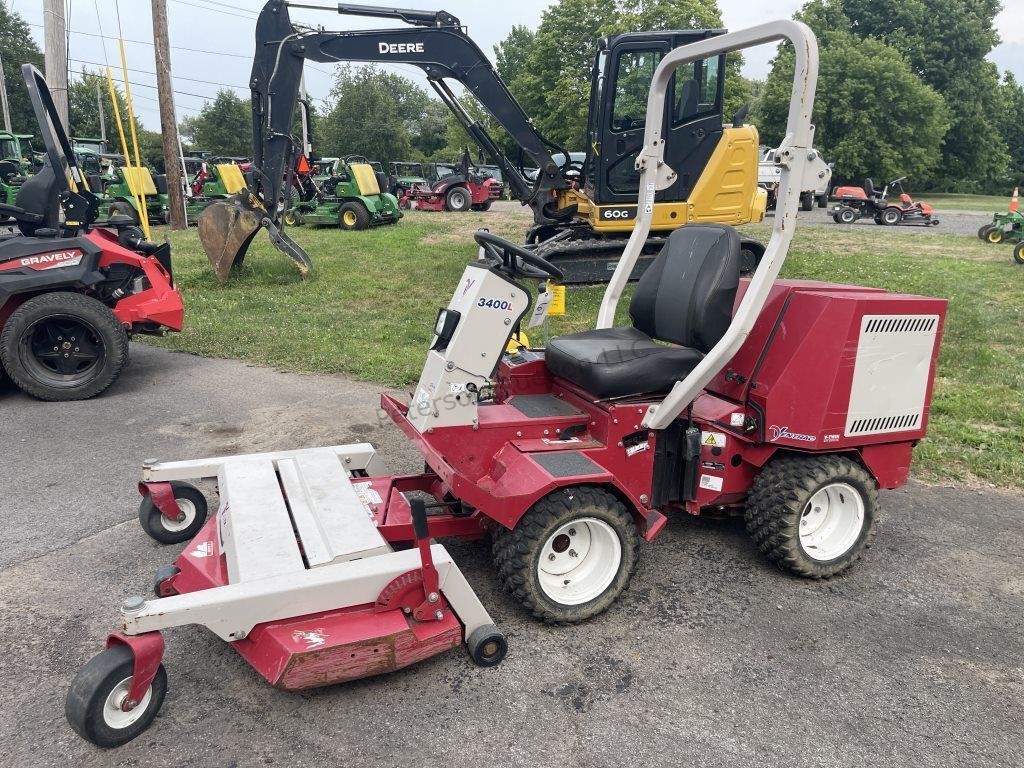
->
<box><xmin>744</xmin><ymin>454</ymin><xmax>878</xmax><ymax>579</ymax></box>
<box><xmin>0</xmin><ymin>292</ymin><xmax>128</xmax><ymax>401</ymax></box>
<box><xmin>491</xmin><ymin>486</ymin><xmax>640</xmax><ymax>624</ymax></box>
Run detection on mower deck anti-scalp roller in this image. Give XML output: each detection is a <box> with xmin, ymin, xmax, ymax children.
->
<box><xmin>67</xmin><ymin>18</ymin><xmax>948</xmax><ymax>749</ymax></box>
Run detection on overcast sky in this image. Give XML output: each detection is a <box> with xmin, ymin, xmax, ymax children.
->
<box><xmin>9</xmin><ymin>0</ymin><xmax>1024</xmax><ymax>131</ymax></box>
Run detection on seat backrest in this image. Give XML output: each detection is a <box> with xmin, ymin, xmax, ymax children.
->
<box><xmin>628</xmin><ymin>224</ymin><xmax>741</xmax><ymax>352</ymax></box>
<box><xmin>864</xmin><ymin>178</ymin><xmax>876</xmax><ymax>197</ymax></box>
<box><xmin>15</xmin><ymin>158</ymin><xmax>60</xmax><ymax>231</ymax></box>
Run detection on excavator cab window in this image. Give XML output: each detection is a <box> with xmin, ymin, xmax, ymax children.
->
<box><xmin>589</xmin><ymin>33</ymin><xmax>726</xmax><ymax>206</ymax></box>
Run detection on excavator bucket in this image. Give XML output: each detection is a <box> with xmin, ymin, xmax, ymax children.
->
<box><xmin>198</xmin><ymin>190</ymin><xmax>312</xmax><ymax>283</ymax></box>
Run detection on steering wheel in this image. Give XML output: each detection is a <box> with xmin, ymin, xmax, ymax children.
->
<box><xmin>474</xmin><ymin>230</ymin><xmax>564</xmax><ymax>281</ymax></box>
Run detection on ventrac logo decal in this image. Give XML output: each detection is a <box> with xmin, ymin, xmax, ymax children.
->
<box><xmin>769</xmin><ymin>425</ymin><xmax>817</xmax><ymax>443</ymax></box>
<box><xmin>378</xmin><ymin>41</ymin><xmax>424</xmax><ymax>54</ymax></box>
<box><xmin>600</xmin><ymin>206</ymin><xmax>637</xmax><ymax>221</ymax></box>
<box><xmin>0</xmin><ymin>249</ymin><xmax>84</xmax><ymax>272</ymax></box>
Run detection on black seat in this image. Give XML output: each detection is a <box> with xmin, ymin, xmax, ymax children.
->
<box><xmin>13</xmin><ymin>159</ymin><xmax>60</xmax><ymax>236</ymax></box>
<box><xmin>546</xmin><ymin>225</ymin><xmax>741</xmax><ymax>399</ymax></box>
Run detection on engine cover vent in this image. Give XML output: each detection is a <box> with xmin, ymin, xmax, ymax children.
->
<box><xmin>845</xmin><ymin>314</ymin><xmax>940</xmax><ymax>438</ymax></box>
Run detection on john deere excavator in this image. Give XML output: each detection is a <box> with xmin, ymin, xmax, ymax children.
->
<box><xmin>200</xmin><ymin>0</ymin><xmax>767</xmax><ymax>283</ymax></box>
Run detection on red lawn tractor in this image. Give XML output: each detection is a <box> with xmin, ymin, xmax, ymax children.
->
<box><xmin>402</xmin><ymin>155</ymin><xmax>503</xmax><ymax>212</ymax></box>
<box><xmin>0</xmin><ymin>66</ymin><xmax>182</xmax><ymax>402</ymax></box>
<box><xmin>66</xmin><ymin>20</ymin><xmax>947</xmax><ymax>749</ymax></box>
<box><xmin>831</xmin><ymin>176</ymin><xmax>939</xmax><ymax>226</ymax></box>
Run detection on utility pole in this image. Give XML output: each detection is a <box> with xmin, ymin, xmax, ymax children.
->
<box><xmin>151</xmin><ymin>0</ymin><xmax>186</xmax><ymax>229</ymax></box>
<box><xmin>0</xmin><ymin>55</ymin><xmax>12</xmax><ymax>133</ymax></box>
<box><xmin>43</xmin><ymin>0</ymin><xmax>69</xmax><ymax>131</ymax></box>
<box><xmin>96</xmin><ymin>79</ymin><xmax>106</xmax><ymax>147</ymax></box>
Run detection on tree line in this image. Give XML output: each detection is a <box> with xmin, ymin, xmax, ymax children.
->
<box><xmin>2</xmin><ymin>0</ymin><xmax>1020</xmax><ymax>192</ymax></box>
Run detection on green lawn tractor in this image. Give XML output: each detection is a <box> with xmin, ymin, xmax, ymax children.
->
<box><xmin>289</xmin><ymin>156</ymin><xmax>402</xmax><ymax>230</ymax></box>
<box><xmin>186</xmin><ymin>161</ymin><xmax>249</xmax><ymax>221</ymax></box>
<box><xmin>978</xmin><ymin>209</ymin><xmax>1024</xmax><ymax>246</ymax></box>
<box><xmin>103</xmin><ymin>165</ymin><xmax>170</xmax><ymax>225</ymax></box>
<box><xmin>388</xmin><ymin>161</ymin><xmax>429</xmax><ymax>208</ymax></box>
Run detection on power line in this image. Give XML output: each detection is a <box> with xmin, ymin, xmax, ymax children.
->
<box><xmin>69</xmin><ymin>56</ymin><xmax>248</xmax><ymax>92</ymax></box>
<box><xmin>168</xmin><ymin>0</ymin><xmax>257</xmax><ymax>20</ymax></box>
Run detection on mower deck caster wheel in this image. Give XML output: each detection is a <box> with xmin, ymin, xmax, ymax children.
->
<box><xmin>65</xmin><ymin>645</ymin><xmax>167</xmax><ymax>748</ymax></box>
<box><xmin>467</xmin><ymin>624</ymin><xmax>508</xmax><ymax>667</ymax></box>
<box><xmin>745</xmin><ymin>454</ymin><xmax>878</xmax><ymax>578</ymax></box>
<box><xmin>492</xmin><ymin>485</ymin><xmax>640</xmax><ymax>623</ymax></box>
<box><xmin>153</xmin><ymin>564</ymin><xmax>181</xmax><ymax>597</ymax></box>
<box><xmin>139</xmin><ymin>481</ymin><xmax>208</xmax><ymax>545</ymax></box>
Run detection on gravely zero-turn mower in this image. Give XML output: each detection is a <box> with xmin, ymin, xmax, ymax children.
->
<box><xmin>0</xmin><ymin>66</ymin><xmax>183</xmax><ymax>402</ymax></box>
<box><xmin>67</xmin><ymin>21</ymin><xmax>947</xmax><ymax>748</ymax></box>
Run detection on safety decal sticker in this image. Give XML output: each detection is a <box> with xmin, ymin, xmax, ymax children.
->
<box><xmin>190</xmin><ymin>541</ymin><xmax>213</xmax><ymax>558</ymax></box>
<box><xmin>730</xmin><ymin>413</ymin><xmax>746</xmax><ymax>427</ymax></box>
<box><xmin>626</xmin><ymin>440</ymin><xmax>650</xmax><ymax>457</ymax></box>
<box><xmin>701</xmin><ymin>431</ymin><xmax>727</xmax><ymax>448</ymax></box>
<box><xmin>699</xmin><ymin>474</ymin><xmax>724</xmax><ymax>492</ymax></box>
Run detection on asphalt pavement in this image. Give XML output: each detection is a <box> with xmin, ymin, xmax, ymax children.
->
<box><xmin>1</xmin><ymin>346</ymin><xmax>1021</xmax><ymax>767</ymax></box>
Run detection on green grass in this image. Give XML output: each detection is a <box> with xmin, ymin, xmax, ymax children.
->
<box><xmin>919</xmin><ymin>192</ymin><xmax>1014</xmax><ymax>213</ymax></box>
<box><xmin>146</xmin><ymin>211</ymin><xmax>1024</xmax><ymax>488</ymax></box>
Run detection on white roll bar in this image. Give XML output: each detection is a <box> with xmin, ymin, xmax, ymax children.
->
<box><xmin>593</xmin><ymin>20</ymin><xmax>819</xmax><ymax>431</ymax></box>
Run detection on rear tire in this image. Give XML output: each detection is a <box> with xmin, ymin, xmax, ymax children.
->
<box><xmin>492</xmin><ymin>486</ymin><xmax>640</xmax><ymax>623</ymax></box>
<box><xmin>0</xmin><ymin>292</ymin><xmax>128</xmax><ymax>401</ymax></box>
<box><xmin>1013</xmin><ymin>241</ymin><xmax>1024</xmax><ymax>265</ymax></box>
<box><xmin>444</xmin><ymin>186</ymin><xmax>471</xmax><ymax>212</ymax></box>
<box><xmin>65</xmin><ymin>645</ymin><xmax>167</xmax><ymax>748</ymax></box>
<box><xmin>978</xmin><ymin>224</ymin><xmax>994</xmax><ymax>240</ymax></box>
<box><xmin>339</xmin><ymin>201</ymin><xmax>370</xmax><ymax>231</ymax></box>
<box><xmin>816</xmin><ymin>194</ymin><xmax>827</xmax><ymax>208</ymax></box>
<box><xmin>800</xmin><ymin>191</ymin><xmax>814</xmax><ymax>211</ymax></box>
<box><xmin>745</xmin><ymin>454</ymin><xmax>878</xmax><ymax>578</ymax></box>
<box><xmin>139</xmin><ymin>481</ymin><xmax>209</xmax><ymax>545</ymax></box>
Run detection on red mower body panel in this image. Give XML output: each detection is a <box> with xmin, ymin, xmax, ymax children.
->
<box><xmin>385</xmin><ymin>279</ymin><xmax>946</xmax><ymax>538</ymax></box>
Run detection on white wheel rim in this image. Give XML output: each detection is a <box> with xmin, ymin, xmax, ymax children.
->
<box><xmin>798</xmin><ymin>482</ymin><xmax>865</xmax><ymax>561</ymax></box>
<box><xmin>102</xmin><ymin>676</ymin><xmax>152</xmax><ymax>730</ymax></box>
<box><xmin>161</xmin><ymin>498</ymin><xmax>196</xmax><ymax>533</ymax></box>
<box><xmin>537</xmin><ymin>517</ymin><xmax>621</xmax><ymax>605</ymax></box>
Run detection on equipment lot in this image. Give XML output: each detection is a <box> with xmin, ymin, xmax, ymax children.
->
<box><xmin>1</xmin><ymin>345</ymin><xmax>1021</xmax><ymax>767</ymax></box>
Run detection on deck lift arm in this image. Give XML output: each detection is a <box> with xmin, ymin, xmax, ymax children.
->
<box><xmin>200</xmin><ymin>0</ymin><xmax>574</xmax><ymax>279</ymax></box>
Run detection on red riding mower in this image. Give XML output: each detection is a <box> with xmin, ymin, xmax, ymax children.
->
<box><xmin>831</xmin><ymin>176</ymin><xmax>939</xmax><ymax>226</ymax></box>
<box><xmin>0</xmin><ymin>66</ymin><xmax>182</xmax><ymax>402</ymax></box>
<box><xmin>402</xmin><ymin>153</ymin><xmax>503</xmax><ymax>212</ymax></box>
<box><xmin>65</xmin><ymin>20</ymin><xmax>946</xmax><ymax>748</ymax></box>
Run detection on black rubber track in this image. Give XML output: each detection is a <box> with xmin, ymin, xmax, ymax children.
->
<box><xmin>744</xmin><ymin>454</ymin><xmax>878</xmax><ymax>579</ymax></box>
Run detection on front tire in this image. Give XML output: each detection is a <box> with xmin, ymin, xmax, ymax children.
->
<box><xmin>881</xmin><ymin>207</ymin><xmax>902</xmax><ymax>225</ymax></box>
<box><xmin>838</xmin><ymin>207</ymin><xmax>857</xmax><ymax>224</ymax></box>
<box><xmin>1013</xmin><ymin>241</ymin><xmax>1024</xmax><ymax>265</ymax></box>
<box><xmin>986</xmin><ymin>227</ymin><xmax>1004</xmax><ymax>244</ymax></box>
<box><xmin>492</xmin><ymin>486</ymin><xmax>640</xmax><ymax>623</ymax></box>
<box><xmin>0</xmin><ymin>292</ymin><xmax>128</xmax><ymax>401</ymax></box>
<box><xmin>745</xmin><ymin>455</ymin><xmax>878</xmax><ymax>578</ymax></box>
<box><xmin>800</xmin><ymin>191</ymin><xmax>814</xmax><ymax>211</ymax></box>
<box><xmin>65</xmin><ymin>645</ymin><xmax>167</xmax><ymax>748</ymax></box>
<box><xmin>139</xmin><ymin>481</ymin><xmax>209</xmax><ymax>545</ymax></box>
<box><xmin>444</xmin><ymin>186</ymin><xmax>471</xmax><ymax>212</ymax></box>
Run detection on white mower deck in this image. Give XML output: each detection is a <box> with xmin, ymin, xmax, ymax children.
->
<box><xmin>122</xmin><ymin>444</ymin><xmax>494</xmax><ymax>642</ymax></box>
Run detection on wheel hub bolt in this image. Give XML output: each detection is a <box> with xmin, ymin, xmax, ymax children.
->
<box><xmin>569</xmin><ymin>549</ymin><xmax>578</xmax><ymax>558</ymax></box>
<box><xmin>548</xmin><ymin>553</ymin><xmax>556</xmax><ymax>561</ymax></box>
<box><xmin>568</xmin><ymin>528</ymin><xmax>576</xmax><ymax>536</ymax></box>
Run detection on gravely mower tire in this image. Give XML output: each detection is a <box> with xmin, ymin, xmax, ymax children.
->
<box><xmin>492</xmin><ymin>486</ymin><xmax>639</xmax><ymax>623</ymax></box>
<box><xmin>139</xmin><ymin>481</ymin><xmax>209</xmax><ymax>545</ymax></box>
<box><xmin>1013</xmin><ymin>241</ymin><xmax>1024</xmax><ymax>265</ymax></box>
<box><xmin>339</xmin><ymin>201</ymin><xmax>370</xmax><ymax>230</ymax></box>
<box><xmin>0</xmin><ymin>292</ymin><xmax>128</xmax><ymax>401</ymax></box>
<box><xmin>444</xmin><ymin>186</ymin><xmax>472</xmax><ymax>212</ymax></box>
<box><xmin>745</xmin><ymin>454</ymin><xmax>878</xmax><ymax>578</ymax></box>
